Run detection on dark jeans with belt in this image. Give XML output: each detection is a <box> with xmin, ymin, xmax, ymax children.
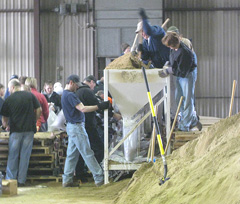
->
<box><xmin>75</xmin><ymin>126</ymin><xmax>104</xmax><ymax>177</ymax></box>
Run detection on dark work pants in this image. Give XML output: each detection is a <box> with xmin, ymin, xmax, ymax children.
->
<box><xmin>75</xmin><ymin>126</ymin><xmax>104</xmax><ymax>177</ymax></box>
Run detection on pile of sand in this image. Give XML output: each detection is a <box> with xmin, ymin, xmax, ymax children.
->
<box><xmin>105</xmin><ymin>52</ymin><xmax>142</xmax><ymax>69</ymax></box>
<box><xmin>114</xmin><ymin>114</ymin><xmax>240</xmax><ymax>204</ymax></box>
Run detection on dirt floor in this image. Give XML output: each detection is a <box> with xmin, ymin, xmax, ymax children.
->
<box><xmin>0</xmin><ymin>179</ymin><xmax>130</xmax><ymax>204</ymax></box>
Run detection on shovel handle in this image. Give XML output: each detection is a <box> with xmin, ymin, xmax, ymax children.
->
<box><xmin>161</xmin><ymin>18</ymin><xmax>170</xmax><ymax>28</ymax></box>
<box><xmin>229</xmin><ymin>80</ymin><xmax>237</xmax><ymax>117</ymax></box>
<box><xmin>131</xmin><ymin>33</ymin><xmax>139</xmax><ymax>52</ymax></box>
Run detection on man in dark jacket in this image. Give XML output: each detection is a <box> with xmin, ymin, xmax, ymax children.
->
<box><xmin>75</xmin><ymin>75</ymin><xmax>104</xmax><ymax>181</ymax></box>
<box><xmin>136</xmin><ymin>8</ymin><xmax>170</xmax><ymax>68</ymax></box>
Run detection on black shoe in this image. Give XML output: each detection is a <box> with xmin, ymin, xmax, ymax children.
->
<box><xmin>62</xmin><ymin>182</ymin><xmax>79</xmax><ymax>188</ymax></box>
<box><xmin>18</xmin><ymin>182</ymin><xmax>25</xmax><ymax>187</ymax></box>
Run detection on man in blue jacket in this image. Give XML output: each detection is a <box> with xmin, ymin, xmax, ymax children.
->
<box><xmin>136</xmin><ymin>8</ymin><xmax>170</xmax><ymax>68</ymax></box>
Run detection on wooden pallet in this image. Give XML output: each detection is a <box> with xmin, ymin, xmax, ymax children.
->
<box><xmin>173</xmin><ymin>131</ymin><xmax>201</xmax><ymax>149</ymax></box>
<box><xmin>172</xmin><ymin>116</ymin><xmax>222</xmax><ymax>150</ymax></box>
<box><xmin>0</xmin><ymin>145</ymin><xmax>53</xmax><ymax>154</ymax></box>
<box><xmin>0</xmin><ymin>131</ymin><xmax>67</xmax><ymax>180</ymax></box>
<box><xmin>27</xmin><ymin>175</ymin><xmax>62</xmax><ymax>183</ymax></box>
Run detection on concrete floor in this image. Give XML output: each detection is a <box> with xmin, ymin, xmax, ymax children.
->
<box><xmin>0</xmin><ymin>179</ymin><xmax>130</xmax><ymax>204</ymax></box>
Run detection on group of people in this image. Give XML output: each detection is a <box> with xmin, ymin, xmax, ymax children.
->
<box><xmin>0</xmin><ymin>73</ymin><xmax>116</xmax><ymax>187</ymax></box>
<box><xmin>131</xmin><ymin>8</ymin><xmax>202</xmax><ymax>132</ymax></box>
<box><xmin>0</xmin><ymin>8</ymin><xmax>202</xmax><ymax>188</ymax></box>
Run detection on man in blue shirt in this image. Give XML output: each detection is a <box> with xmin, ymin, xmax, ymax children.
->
<box><xmin>136</xmin><ymin>8</ymin><xmax>170</xmax><ymax>68</ymax></box>
<box><xmin>61</xmin><ymin>75</ymin><xmax>109</xmax><ymax>187</ymax></box>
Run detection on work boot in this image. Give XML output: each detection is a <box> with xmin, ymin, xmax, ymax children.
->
<box><xmin>196</xmin><ymin>121</ymin><xmax>202</xmax><ymax>131</ymax></box>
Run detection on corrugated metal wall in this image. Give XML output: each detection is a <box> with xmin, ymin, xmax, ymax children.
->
<box><xmin>164</xmin><ymin>0</ymin><xmax>240</xmax><ymax>118</ymax></box>
<box><xmin>0</xmin><ymin>0</ymin><xmax>34</xmax><ymax>88</ymax></box>
<box><xmin>0</xmin><ymin>0</ymin><xmax>95</xmax><ymax>90</ymax></box>
<box><xmin>40</xmin><ymin>0</ymin><xmax>95</xmax><ymax>88</ymax></box>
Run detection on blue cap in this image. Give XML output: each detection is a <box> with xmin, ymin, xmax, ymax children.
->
<box><xmin>66</xmin><ymin>75</ymin><xmax>81</xmax><ymax>86</ymax></box>
<box><xmin>10</xmin><ymin>74</ymin><xmax>18</xmax><ymax>80</ymax></box>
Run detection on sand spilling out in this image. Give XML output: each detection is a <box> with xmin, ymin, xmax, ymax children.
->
<box><xmin>114</xmin><ymin>114</ymin><xmax>240</xmax><ymax>204</ymax></box>
<box><xmin>105</xmin><ymin>52</ymin><xmax>142</xmax><ymax>70</ymax></box>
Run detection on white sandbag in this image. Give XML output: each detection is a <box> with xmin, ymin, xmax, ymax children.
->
<box><xmin>47</xmin><ymin>107</ymin><xmax>57</xmax><ymax>132</ymax></box>
<box><xmin>50</xmin><ymin>110</ymin><xmax>66</xmax><ymax>131</ymax></box>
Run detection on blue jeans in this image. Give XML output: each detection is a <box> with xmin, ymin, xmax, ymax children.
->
<box><xmin>6</xmin><ymin>131</ymin><xmax>34</xmax><ymax>184</ymax></box>
<box><xmin>62</xmin><ymin>122</ymin><xmax>103</xmax><ymax>184</ymax></box>
<box><xmin>175</xmin><ymin>68</ymin><xmax>198</xmax><ymax>131</ymax></box>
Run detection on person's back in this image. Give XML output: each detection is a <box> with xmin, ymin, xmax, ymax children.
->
<box><xmin>25</xmin><ymin>77</ymin><xmax>49</xmax><ymax>132</ymax></box>
<box><xmin>75</xmin><ymin>81</ymin><xmax>104</xmax><ymax>175</ymax></box>
<box><xmin>3</xmin><ymin>91</ymin><xmax>39</xmax><ymax>133</ymax></box>
<box><xmin>76</xmin><ymin>83</ymin><xmax>99</xmax><ymax>128</ymax></box>
<box><xmin>142</xmin><ymin>20</ymin><xmax>170</xmax><ymax>68</ymax></box>
<box><xmin>0</xmin><ymin>79</ymin><xmax>41</xmax><ymax>186</ymax></box>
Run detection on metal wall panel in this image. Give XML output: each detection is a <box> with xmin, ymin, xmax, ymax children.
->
<box><xmin>0</xmin><ymin>0</ymin><xmax>33</xmax><ymax>9</ymax></box>
<box><xmin>95</xmin><ymin>0</ymin><xmax>163</xmax><ymax>57</ymax></box>
<box><xmin>0</xmin><ymin>0</ymin><xmax>34</xmax><ymax>89</ymax></box>
<box><xmin>40</xmin><ymin>0</ymin><xmax>95</xmax><ymax>87</ymax></box>
<box><xmin>164</xmin><ymin>0</ymin><xmax>240</xmax><ymax>118</ymax></box>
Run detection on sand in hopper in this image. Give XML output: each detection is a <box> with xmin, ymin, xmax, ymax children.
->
<box><xmin>105</xmin><ymin>52</ymin><xmax>141</xmax><ymax>69</ymax></box>
<box><xmin>114</xmin><ymin>114</ymin><xmax>240</xmax><ymax>204</ymax></box>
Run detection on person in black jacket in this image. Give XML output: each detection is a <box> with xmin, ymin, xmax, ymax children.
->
<box><xmin>75</xmin><ymin>75</ymin><xmax>104</xmax><ymax>181</ymax></box>
<box><xmin>43</xmin><ymin>81</ymin><xmax>62</xmax><ymax>114</ymax></box>
<box><xmin>160</xmin><ymin>32</ymin><xmax>202</xmax><ymax>132</ymax></box>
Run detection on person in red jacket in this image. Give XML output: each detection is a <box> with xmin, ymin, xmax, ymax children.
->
<box><xmin>25</xmin><ymin>77</ymin><xmax>49</xmax><ymax>132</ymax></box>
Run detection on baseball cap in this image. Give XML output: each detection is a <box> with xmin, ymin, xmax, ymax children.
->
<box><xmin>10</xmin><ymin>74</ymin><xmax>18</xmax><ymax>80</ymax></box>
<box><xmin>135</xmin><ymin>21</ymin><xmax>143</xmax><ymax>33</ymax></box>
<box><xmin>167</xmin><ymin>26</ymin><xmax>179</xmax><ymax>34</ymax></box>
<box><xmin>84</xmin><ymin>75</ymin><xmax>97</xmax><ymax>83</ymax></box>
<box><xmin>66</xmin><ymin>75</ymin><xmax>81</xmax><ymax>86</ymax></box>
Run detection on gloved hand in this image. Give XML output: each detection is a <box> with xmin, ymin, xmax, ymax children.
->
<box><xmin>139</xmin><ymin>8</ymin><xmax>148</xmax><ymax>19</ymax></box>
<box><xmin>138</xmin><ymin>44</ymin><xmax>143</xmax><ymax>52</ymax></box>
<box><xmin>159</xmin><ymin>67</ymin><xmax>172</xmax><ymax>78</ymax></box>
<box><xmin>97</xmin><ymin>101</ymin><xmax>110</xmax><ymax>110</ymax></box>
<box><xmin>163</xmin><ymin>61</ymin><xmax>170</xmax><ymax>69</ymax></box>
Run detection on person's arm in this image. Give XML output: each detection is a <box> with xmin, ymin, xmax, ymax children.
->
<box><xmin>76</xmin><ymin>101</ymin><xmax>109</xmax><ymax>113</ymax></box>
<box><xmin>41</xmin><ymin>94</ymin><xmax>49</xmax><ymax>121</ymax></box>
<box><xmin>2</xmin><ymin>116</ymin><xmax>9</xmax><ymax>131</ymax></box>
<box><xmin>76</xmin><ymin>103</ymin><xmax>98</xmax><ymax>113</ymax></box>
<box><xmin>35</xmin><ymin>107</ymin><xmax>42</xmax><ymax>121</ymax></box>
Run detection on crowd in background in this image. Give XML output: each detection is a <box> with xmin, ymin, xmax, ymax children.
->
<box><xmin>0</xmin><ymin>73</ymin><xmax>122</xmax><ymax>187</ymax></box>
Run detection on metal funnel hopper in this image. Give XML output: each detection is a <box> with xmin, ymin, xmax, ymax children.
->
<box><xmin>106</xmin><ymin>69</ymin><xmax>167</xmax><ymax>118</ymax></box>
